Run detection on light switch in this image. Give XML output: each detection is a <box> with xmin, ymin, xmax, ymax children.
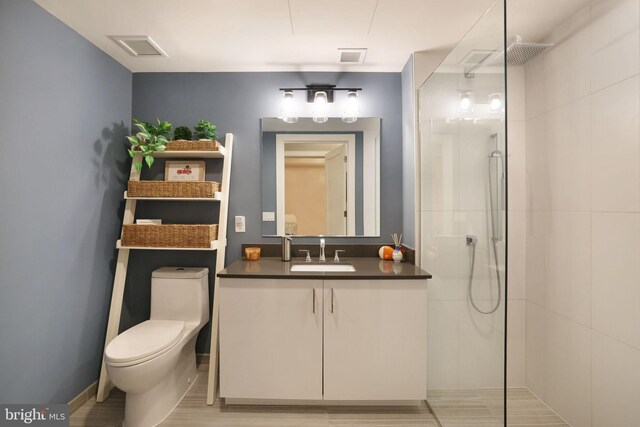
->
<box><xmin>235</xmin><ymin>216</ymin><xmax>245</xmax><ymax>233</ymax></box>
<box><xmin>262</xmin><ymin>211</ymin><xmax>275</xmax><ymax>222</ymax></box>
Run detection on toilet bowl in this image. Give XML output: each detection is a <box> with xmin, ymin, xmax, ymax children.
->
<box><xmin>104</xmin><ymin>267</ymin><xmax>209</xmax><ymax>427</ymax></box>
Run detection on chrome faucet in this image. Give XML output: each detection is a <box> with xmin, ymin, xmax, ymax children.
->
<box><xmin>319</xmin><ymin>238</ymin><xmax>326</xmax><ymax>262</ymax></box>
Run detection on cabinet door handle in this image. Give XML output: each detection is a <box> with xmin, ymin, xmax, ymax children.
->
<box><xmin>312</xmin><ymin>288</ymin><xmax>316</xmax><ymax>314</ymax></box>
<box><xmin>331</xmin><ymin>288</ymin><xmax>335</xmax><ymax>314</ymax></box>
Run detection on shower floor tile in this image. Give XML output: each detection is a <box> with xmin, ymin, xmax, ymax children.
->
<box><xmin>427</xmin><ymin>388</ymin><xmax>569</xmax><ymax>426</ymax></box>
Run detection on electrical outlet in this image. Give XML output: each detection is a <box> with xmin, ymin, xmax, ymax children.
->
<box><xmin>235</xmin><ymin>216</ymin><xmax>245</xmax><ymax>233</ymax></box>
<box><xmin>262</xmin><ymin>211</ymin><xmax>275</xmax><ymax>222</ymax></box>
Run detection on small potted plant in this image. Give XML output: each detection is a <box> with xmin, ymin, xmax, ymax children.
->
<box><xmin>173</xmin><ymin>126</ymin><xmax>193</xmax><ymax>141</ymax></box>
<box><xmin>193</xmin><ymin>120</ymin><xmax>217</xmax><ymax>141</ymax></box>
<box><xmin>126</xmin><ymin>119</ymin><xmax>172</xmax><ymax>171</ymax></box>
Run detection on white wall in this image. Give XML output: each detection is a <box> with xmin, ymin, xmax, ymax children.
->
<box><xmin>524</xmin><ymin>0</ymin><xmax>640</xmax><ymax>425</ymax></box>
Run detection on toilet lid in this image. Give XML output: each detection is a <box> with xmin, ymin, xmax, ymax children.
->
<box><xmin>105</xmin><ymin>320</ymin><xmax>184</xmax><ymax>365</ymax></box>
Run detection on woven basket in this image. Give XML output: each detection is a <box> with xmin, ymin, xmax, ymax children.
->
<box><xmin>127</xmin><ymin>181</ymin><xmax>220</xmax><ymax>198</ymax></box>
<box><xmin>121</xmin><ymin>224</ymin><xmax>218</xmax><ymax>248</ymax></box>
<box><xmin>165</xmin><ymin>139</ymin><xmax>220</xmax><ymax>151</ymax></box>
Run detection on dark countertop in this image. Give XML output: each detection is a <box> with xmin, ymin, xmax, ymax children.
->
<box><xmin>218</xmin><ymin>257</ymin><xmax>432</xmax><ymax>280</ymax></box>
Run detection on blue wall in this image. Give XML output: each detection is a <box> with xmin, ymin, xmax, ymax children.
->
<box><xmin>129</xmin><ymin>72</ymin><xmax>403</xmax><ymax>352</ymax></box>
<box><xmin>0</xmin><ymin>0</ymin><xmax>132</xmax><ymax>403</ymax></box>
<box><xmin>401</xmin><ymin>55</ymin><xmax>416</xmax><ymax>248</ymax></box>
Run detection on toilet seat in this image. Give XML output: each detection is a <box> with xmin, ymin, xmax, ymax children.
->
<box><xmin>105</xmin><ymin>320</ymin><xmax>184</xmax><ymax>367</ymax></box>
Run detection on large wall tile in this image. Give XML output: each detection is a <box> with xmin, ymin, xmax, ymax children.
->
<box><xmin>507</xmin><ymin>300</ymin><xmax>526</xmax><ymax>387</ymax></box>
<box><xmin>421</xmin><ymin>210</ymin><xmax>466</xmax><ymax>301</ymax></box>
<box><xmin>508</xmin><ymin>210</ymin><xmax>526</xmax><ymax>300</ymax></box>
<box><xmin>427</xmin><ymin>301</ymin><xmax>460</xmax><ymax>390</ymax></box>
<box><xmin>458</xmin><ymin>301</ymin><xmax>505</xmax><ymax>389</ymax></box>
<box><xmin>421</xmin><ymin>120</ymin><xmax>459</xmax><ymax>212</ymax></box>
<box><xmin>591</xmin><ymin>76</ymin><xmax>640</xmax><ymax>212</ymax></box>
<box><xmin>544</xmin><ymin>212</ymin><xmax>591</xmax><ymax>326</ymax></box>
<box><xmin>592</xmin><ymin>331</ymin><xmax>640</xmax><ymax>427</ymax></box>
<box><xmin>525</xmin><ymin>53</ymin><xmax>546</xmax><ymax>120</ymax></box>
<box><xmin>544</xmin><ymin>311</ymin><xmax>592</xmax><ymax>427</ymax></box>
<box><xmin>526</xmin><ymin>302</ymin><xmax>546</xmax><ymax>399</ymax></box>
<box><xmin>591</xmin><ymin>212</ymin><xmax>640</xmax><ymax>349</ymax></box>
<box><xmin>543</xmin><ymin>5</ymin><xmax>591</xmax><ymax>111</ymax></box>
<box><xmin>525</xmin><ymin>113</ymin><xmax>550</xmax><ymax>212</ymax></box>
<box><xmin>591</xmin><ymin>0</ymin><xmax>640</xmax><ymax>92</ymax></box>
<box><xmin>508</xmin><ymin>121</ymin><xmax>527</xmax><ymax>212</ymax></box>
<box><xmin>507</xmin><ymin>66</ymin><xmax>526</xmax><ymax>122</ymax></box>
<box><xmin>546</xmin><ymin>97</ymin><xmax>591</xmax><ymax>212</ymax></box>
<box><xmin>526</xmin><ymin>212</ymin><xmax>546</xmax><ymax>306</ymax></box>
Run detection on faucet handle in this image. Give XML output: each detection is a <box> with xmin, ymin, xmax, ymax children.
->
<box><xmin>333</xmin><ymin>250</ymin><xmax>346</xmax><ymax>262</ymax></box>
<box><xmin>298</xmin><ymin>249</ymin><xmax>311</xmax><ymax>262</ymax></box>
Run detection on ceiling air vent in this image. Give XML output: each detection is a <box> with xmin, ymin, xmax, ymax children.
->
<box><xmin>109</xmin><ymin>36</ymin><xmax>167</xmax><ymax>57</ymax></box>
<box><xmin>459</xmin><ymin>50</ymin><xmax>493</xmax><ymax>66</ymax></box>
<box><xmin>338</xmin><ymin>48</ymin><xmax>367</xmax><ymax>64</ymax></box>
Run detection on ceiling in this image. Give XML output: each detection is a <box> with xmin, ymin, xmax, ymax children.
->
<box><xmin>35</xmin><ymin>0</ymin><xmax>592</xmax><ymax>73</ymax></box>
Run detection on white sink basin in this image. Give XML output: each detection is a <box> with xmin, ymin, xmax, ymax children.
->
<box><xmin>290</xmin><ymin>263</ymin><xmax>356</xmax><ymax>272</ymax></box>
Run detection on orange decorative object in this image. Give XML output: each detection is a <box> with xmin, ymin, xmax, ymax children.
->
<box><xmin>378</xmin><ymin>245</ymin><xmax>394</xmax><ymax>260</ymax></box>
<box><xmin>245</xmin><ymin>247</ymin><xmax>261</xmax><ymax>261</ymax></box>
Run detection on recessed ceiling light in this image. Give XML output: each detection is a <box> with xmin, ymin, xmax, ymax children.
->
<box><xmin>109</xmin><ymin>36</ymin><xmax>167</xmax><ymax>57</ymax></box>
<box><xmin>338</xmin><ymin>48</ymin><xmax>367</xmax><ymax>64</ymax></box>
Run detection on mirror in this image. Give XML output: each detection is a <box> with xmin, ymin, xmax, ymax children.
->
<box><xmin>261</xmin><ymin>117</ymin><xmax>380</xmax><ymax>237</ymax></box>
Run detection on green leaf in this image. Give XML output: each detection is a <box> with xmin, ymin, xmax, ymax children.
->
<box><xmin>126</xmin><ymin>135</ymin><xmax>139</xmax><ymax>146</ymax></box>
<box><xmin>128</xmin><ymin>149</ymin><xmax>136</xmax><ymax>158</ymax></box>
<box><xmin>145</xmin><ymin>155</ymin><xmax>154</xmax><ymax>169</ymax></box>
<box><xmin>135</xmin><ymin>161</ymin><xmax>142</xmax><ymax>172</ymax></box>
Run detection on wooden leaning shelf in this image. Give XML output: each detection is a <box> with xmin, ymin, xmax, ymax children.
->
<box><xmin>96</xmin><ymin>133</ymin><xmax>234</xmax><ymax>406</ymax></box>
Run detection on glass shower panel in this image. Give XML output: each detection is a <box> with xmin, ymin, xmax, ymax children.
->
<box><xmin>419</xmin><ymin>1</ymin><xmax>507</xmax><ymax>425</ymax></box>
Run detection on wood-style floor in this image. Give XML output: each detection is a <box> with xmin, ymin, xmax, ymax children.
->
<box><xmin>70</xmin><ymin>363</ymin><xmax>566</xmax><ymax>427</ymax></box>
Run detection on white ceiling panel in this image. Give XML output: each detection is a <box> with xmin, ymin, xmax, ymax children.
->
<box><xmin>289</xmin><ymin>0</ymin><xmax>378</xmax><ymax>35</ymax></box>
<box><xmin>33</xmin><ymin>0</ymin><xmax>595</xmax><ymax>73</ymax></box>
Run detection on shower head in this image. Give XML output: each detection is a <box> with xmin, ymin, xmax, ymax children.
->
<box><xmin>491</xmin><ymin>35</ymin><xmax>553</xmax><ymax>66</ymax></box>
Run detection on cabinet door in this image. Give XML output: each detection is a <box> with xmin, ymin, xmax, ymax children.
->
<box><xmin>323</xmin><ymin>279</ymin><xmax>427</xmax><ymax>400</ymax></box>
<box><xmin>220</xmin><ymin>278</ymin><xmax>323</xmax><ymax>400</ymax></box>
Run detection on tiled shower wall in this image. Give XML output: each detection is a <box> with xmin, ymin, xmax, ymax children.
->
<box><xmin>524</xmin><ymin>0</ymin><xmax>640</xmax><ymax>425</ymax></box>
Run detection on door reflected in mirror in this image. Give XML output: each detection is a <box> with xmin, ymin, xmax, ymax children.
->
<box><xmin>261</xmin><ymin>118</ymin><xmax>380</xmax><ymax>237</ymax></box>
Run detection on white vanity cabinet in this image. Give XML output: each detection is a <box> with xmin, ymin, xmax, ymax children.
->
<box><xmin>323</xmin><ymin>280</ymin><xmax>427</xmax><ymax>400</ymax></box>
<box><xmin>219</xmin><ymin>277</ymin><xmax>427</xmax><ymax>403</ymax></box>
<box><xmin>219</xmin><ymin>279</ymin><xmax>323</xmax><ymax>400</ymax></box>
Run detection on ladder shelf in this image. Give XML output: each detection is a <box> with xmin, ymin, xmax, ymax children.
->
<box><xmin>96</xmin><ymin>133</ymin><xmax>233</xmax><ymax>406</ymax></box>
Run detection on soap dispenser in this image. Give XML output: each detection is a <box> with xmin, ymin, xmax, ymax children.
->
<box><xmin>281</xmin><ymin>235</ymin><xmax>292</xmax><ymax>262</ymax></box>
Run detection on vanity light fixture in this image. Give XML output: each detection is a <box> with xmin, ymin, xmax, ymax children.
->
<box><xmin>342</xmin><ymin>90</ymin><xmax>359</xmax><ymax>123</ymax></box>
<box><xmin>280</xmin><ymin>90</ymin><xmax>298</xmax><ymax>123</ymax></box>
<box><xmin>459</xmin><ymin>91</ymin><xmax>474</xmax><ymax>112</ymax></box>
<box><xmin>278</xmin><ymin>85</ymin><xmax>363</xmax><ymax>123</ymax></box>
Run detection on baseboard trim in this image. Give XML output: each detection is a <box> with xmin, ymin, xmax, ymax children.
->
<box><xmin>68</xmin><ymin>381</ymin><xmax>97</xmax><ymax>415</ymax></box>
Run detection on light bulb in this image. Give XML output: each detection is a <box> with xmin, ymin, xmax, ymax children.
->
<box><xmin>342</xmin><ymin>90</ymin><xmax>359</xmax><ymax>123</ymax></box>
<box><xmin>313</xmin><ymin>91</ymin><xmax>329</xmax><ymax>124</ymax></box>
<box><xmin>280</xmin><ymin>90</ymin><xmax>298</xmax><ymax>123</ymax></box>
<box><xmin>459</xmin><ymin>92</ymin><xmax>473</xmax><ymax>112</ymax></box>
<box><xmin>489</xmin><ymin>93</ymin><xmax>502</xmax><ymax>112</ymax></box>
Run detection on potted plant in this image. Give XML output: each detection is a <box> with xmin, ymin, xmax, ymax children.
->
<box><xmin>193</xmin><ymin>120</ymin><xmax>217</xmax><ymax>141</ymax></box>
<box><xmin>173</xmin><ymin>126</ymin><xmax>192</xmax><ymax>141</ymax></box>
<box><xmin>126</xmin><ymin>119</ymin><xmax>172</xmax><ymax>171</ymax></box>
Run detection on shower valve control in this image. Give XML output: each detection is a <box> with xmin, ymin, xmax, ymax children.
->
<box><xmin>466</xmin><ymin>235</ymin><xmax>478</xmax><ymax>246</ymax></box>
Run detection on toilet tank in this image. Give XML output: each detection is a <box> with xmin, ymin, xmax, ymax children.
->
<box><xmin>150</xmin><ymin>267</ymin><xmax>209</xmax><ymax>327</ymax></box>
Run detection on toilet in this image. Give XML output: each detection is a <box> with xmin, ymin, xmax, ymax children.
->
<box><xmin>105</xmin><ymin>267</ymin><xmax>209</xmax><ymax>427</ymax></box>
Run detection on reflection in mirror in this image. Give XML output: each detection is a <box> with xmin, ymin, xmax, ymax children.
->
<box><xmin>261</xmin><ymin>117</ymin><xmax>380</xmax><ymax>237</ymax></box>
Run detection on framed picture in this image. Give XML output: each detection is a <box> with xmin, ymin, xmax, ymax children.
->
<box><xmin>164</xmin><ymin>160</ymin><xmax>205</xmax><ymax>181</ymax></box>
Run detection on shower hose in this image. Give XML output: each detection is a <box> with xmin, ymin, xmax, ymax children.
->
<box><xmin>467</xmin><ymin>152</ymin><xmax>503</xmax><ymax>315</ymax></box>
